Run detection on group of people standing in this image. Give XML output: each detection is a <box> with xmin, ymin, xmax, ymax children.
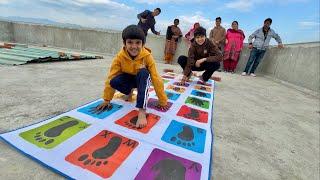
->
<box><xmin>163</xmin><ymin>16</ymin><xmax>283</xmax><ymax>76</ymax></box>
<box><xmin>210</xmin><ymin>17</ymin><xmax>283</xmax><ymax>76</ymax></box>
<box><xmin>211</xmin><ymin>18</ymin><xmax>245</xmax><ymax>74</ymax></box>
<box><xmin>93</xmin><ymin>8</ymin><xmax>283</xmax><ymax>128</ymax></box>
<box><xmin>172</xmin><ymin>17</ymin><xmax>245</xmax><ymax>74</ymax></box>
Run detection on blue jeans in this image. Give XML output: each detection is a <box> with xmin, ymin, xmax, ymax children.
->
<box><xmin>244</xmin><ymin>48</ymin><xmax>266</xmax><ymax>74</ymax></box>
<box><xmin>110</xmin><ymin>68</ymin><xmax>150</xmax><ymax>109</ymax></box>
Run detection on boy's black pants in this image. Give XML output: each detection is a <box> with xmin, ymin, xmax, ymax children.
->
<box><xmin>110</xmin><ymin>68</ymin><xmax>151</xmax><ymax>109</ymax></box>
<box><xmin>178</xmin><ymin>55</ymin><xmax>220</xmax><ymax>81</ymax></box>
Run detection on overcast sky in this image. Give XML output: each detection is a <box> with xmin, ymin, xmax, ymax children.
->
<box><xmin>0</xmin><ymin>0</ymin><xmax>319</xmax><ymax>43</ymax></box>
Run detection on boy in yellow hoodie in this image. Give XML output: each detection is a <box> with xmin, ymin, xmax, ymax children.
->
<box><xmin>93</xmin><ymin>25</ymin><xmax>169</xmax><ymax>128</ymax></box>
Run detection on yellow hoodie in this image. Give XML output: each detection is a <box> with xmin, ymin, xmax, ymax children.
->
<box><xmin>103</xmin><ymin>46</ymin><xmax>168</xmax><ymax>106</ymax></box>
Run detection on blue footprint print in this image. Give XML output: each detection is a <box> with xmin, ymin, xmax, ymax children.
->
<box><xmin>191</xmin><ymin>90</ymin><xmax>211</xmax><ymax>99</ymax></box>
<box><xmin>170</xmin><ymin>126</ymin><xmax>206</xmax><ymax>148</ymax></box>
<box><xmin>161</xmin><ymin>120</ymin><xmax>206</xmax><ymax>153</ymax></box>
<box><xmin>170</xmin><ymin>125</ymin><xmax>195</xmax><ymax>147</ymax></box>
<box><xmin>77</xmin><ymin>100</ymin><xmax>123</xmax><ymax>119</ymax></box>
<box><xmin>165</xmin><ymin>91</ymin><xmax>180</xmax><ymax>101</ymax></box>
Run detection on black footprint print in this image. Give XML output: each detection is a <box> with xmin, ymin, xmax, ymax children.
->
<box><xmin>124</xmin><ymin>114</ymin><xmax>150</xmax><ymax>129</ymax></box>
<box><xmin>78</xmin><ymin>136</ymin><xmax>122</xmax><ymax>166</ymax></box>
<box><xmin>152</xmin><ymin>158</ymin><xmax>186</xmax><ymax>180</ymax></box>
<box><xmin>184</xmin><ymin>109</ymin><xmax>200</xmax><ymax>119</ymax></box>
<box><xmin>166</xmin><ymin>92</ymin><xmax>174</xmax><ymax>99</ymax></box>
<box><xmin>149</xmin><ymin>100</ymin><xmax>158</xmax><ymax>108</ymax></box>
<box><xmin>195</xmin><ymin>91</ymin><xmax>207</xmax><ymax>98</ymax></box>
<box><xmin>173</xmin><ymin>87</ymin><xmax>182</xmax><ymax>91</ymax></box>
<box><xmin>188</xmin><ymin>162</ymin><xmax>201</xmax><ymax>173</ymax></box>
<box><xmin>170</xmin><ymin>125</ymin><xmax>195</xmax><ymax>147</ymax></box>
<box><xmin>200</xmin><ymin>86</ymin><xmax>207</xmax><ymax>91</ymax></box>
<box><xmin>148</xmin><ymin>100</ymin><xmax>168</xmax><ymax>112</ymax></box>
<box><xmin>190</xmin><ymin>97</ymin><xmax>204</xmax><ymax>107</ymax></box>
<box><xmin>34</xmin><ymin>120</ymin><xmax>79</xmax><ymax>145</ymax></box>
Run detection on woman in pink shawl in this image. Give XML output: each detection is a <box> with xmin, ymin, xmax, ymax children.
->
<box><xmin>185</xmin><ymin>22</ymin><xmax>200</xmax><ymax>45</ymax></box>
<box><xmin>223</xmin><ymin>21</ymin><xmax>245</xmax><ymax>73</ymax></box>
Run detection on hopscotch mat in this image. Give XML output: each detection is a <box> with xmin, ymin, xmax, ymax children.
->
<box><xmin>0</xmin><ymin>72</ymin><xmax>216</xmax><ymax>180</ymax></box>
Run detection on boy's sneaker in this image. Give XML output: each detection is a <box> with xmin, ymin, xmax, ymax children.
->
<box><xmin>250</xmin><ymin>73</ymin><xmax>256</xmax><ymax>77</ymax></box>
<box><xmin>241</xmin><ymin>72</ymin><xmax>247</xmax><ymax>76</ymax></box>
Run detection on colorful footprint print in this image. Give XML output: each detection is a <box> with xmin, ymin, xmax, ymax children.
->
<box><xmin>19</xmin><ymin>116</ymin><xmax>90</xmax><ymax>149</ymax></box>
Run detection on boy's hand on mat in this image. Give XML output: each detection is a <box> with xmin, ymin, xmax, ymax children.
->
<box><xmin>177</xmin><ymin>81</ymin><xmax>186</xmax><ymax>86</ymax></box>
<box><xmin>91</xmin><ymin>101</ymin><xmax>113</xmax><ymax>114</ymax></box>
<box><xmin>155</xmin><ymin>104</ymin><xmax>170</xmax><ymax>111</ymax></box>
<box><xmin>177</xmin><ymin>77</ymin><xmax>187</xmax><ymax>86</ymax></box>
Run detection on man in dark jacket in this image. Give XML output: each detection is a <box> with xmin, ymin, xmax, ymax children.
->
<box><xmin>137</xmin><ymin>8</ymin><xmax>161</xmax><ymax>37</ymax></box>
<box><xmin>178</xmin><ymin>26</ymin><xmax>223</xmax><ymax>84</ymax></box>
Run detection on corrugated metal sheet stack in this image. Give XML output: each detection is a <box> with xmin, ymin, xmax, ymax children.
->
<box><xmin>0</xmin><ymin>43</ymin><xmax>103</xmax><ymax>65</ymax></box>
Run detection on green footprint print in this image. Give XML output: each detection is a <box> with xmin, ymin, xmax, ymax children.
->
<box><xmin>185</xmin><ymin>97</ymin><xmax>209</xmax><ymax>109</ymax></box>
<box><xmin>19</xmin><ymin>116</ymin><xmax>90</xmax><ymax>149</ymax></box>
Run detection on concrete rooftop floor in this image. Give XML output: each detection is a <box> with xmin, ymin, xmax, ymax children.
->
<box><xmin>0</xmin><ymin>55</ymin><xmax>319</xmax><ymax>180</ymax></box>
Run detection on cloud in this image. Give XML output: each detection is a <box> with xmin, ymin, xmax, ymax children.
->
<box><xmin>0</xmin><ymin>0</ymin><xmax>137</xmax><ymax>30</ymax></box>
<box><xmin>157</xmin><ymin>12</ymin><xmax>231</xmax><ymax>36</ymax></box>
<box><xmin>40</xmin><ymin>0</ymin><xmax>133</xmax><ymax>11</ymax></box>
<box><xmin>176</xmin><ymin>13</ymin><xmax>213</xmax><ymax>34</ymax></box>
<box><xmin>0</xmin><ymin>0</ymin><xmax>10</xmax><ymax>4</ymax></box>
<box><xmin>134</xmin><ymin>0</ymin><xmax>208</xmax><ymax>4</ymax></box>
<box><xmin>298</xmin><ymin>21</ymin><xmax>320</xmax><ymax>29</ymax></box>
<box><xmin>225</xmin><ymin>0</ymin><xmax>307</xmax><ymax>12</ymax></box>
<box><xmin>225</xmin><ymin>0</ymin><xmax>255</xmax><ymax>11</ymax></box>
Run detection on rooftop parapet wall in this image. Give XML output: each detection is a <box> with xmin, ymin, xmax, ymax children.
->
<box><xmin>258</xmin><ymin>43</ymin><xmax>319</xmax><ymax>92</ymax></box>
<box><xmin>0</xmin><ymin>20</ymin><xmax>319</xmax><ymax>92</ymax></box>
<box><xmin>10</xmin><ymin>22</ymin><xmax>123</xmax><ymax>55</ymax></box>
<box><xmin>0</xmin><ymin>21</ymin><xmax>187</xmax><ymax>61</ymax></box>
<box><xmin>0</xmin><ymin>21</ymin><xmax>13</xmax><ymax>42</ymax></box>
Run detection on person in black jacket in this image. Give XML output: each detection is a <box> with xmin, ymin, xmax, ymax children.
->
<box><xmin>137</xmin><ymin>8</ymin><xmax>161</xmax><ymax>37</ymax></box>
<box><xmin>164</xmin><ymin>19</ymin><xmax>182</xmax><ymax>64</ymax></box>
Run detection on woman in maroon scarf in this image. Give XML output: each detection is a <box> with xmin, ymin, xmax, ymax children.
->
<box><xmin>223</xmin><ymin>21</ymin><xmax>245</xmax><ymax>73</ymax></box>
